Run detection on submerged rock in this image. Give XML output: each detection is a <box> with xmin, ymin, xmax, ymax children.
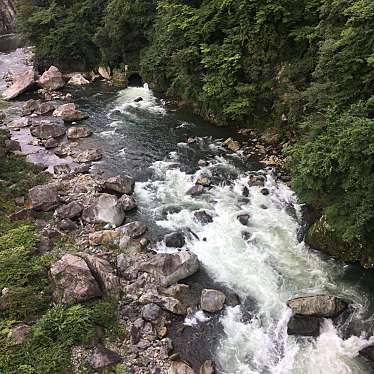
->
<box><xmin>287</xmin><ymin>315</ymin><xmax>321</xmax><ymax>337</ymax></box>
<box><xmin>165</xmin><ymin>232</ymin><xmax>186</xmax><ymax>248</ymax></box>
<box><xmin>193</xmin><ymin>210</ymin><xmax>213</xmax><ymax>225</ymax></box>
<box><xmin>186</xmin><ymin>184</ymin><xmax>204</xmax><ymax>197</ymax></box>
<box><xmin>38</xmin><ymin>66</ymin><xmax>65</xmax><ymax>91</ymax></box>
<box><xmin>201</xmin><ymin>289</ymin><xmax>226</xmax><ymax>313</ymax></box>
<box><xmin>3</xmin><ymin>69</ymin><xmax>37</xmax><ymax>100</ymax></box>
<box><xmin>360</xmin><ymin>345</ymin><xmax>374</xmax><ymax>362</ymax></box>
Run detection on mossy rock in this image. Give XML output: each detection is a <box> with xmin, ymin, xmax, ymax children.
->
<box><xmin>306</xmin><ymin>216</ymin><xmax>374</xmax><ymax>268</ymax></box>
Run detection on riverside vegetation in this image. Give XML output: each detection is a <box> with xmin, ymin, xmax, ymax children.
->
<box><xmin>15</xmin><ymin>0</ymin><xmax>374</xmax><ymax>264</ymax></box>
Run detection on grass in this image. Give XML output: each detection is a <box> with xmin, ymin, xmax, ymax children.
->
<box><xmin>0</xmin><ymin>136</ymin><xmax>124</xmax><ymax>373</ymax></box>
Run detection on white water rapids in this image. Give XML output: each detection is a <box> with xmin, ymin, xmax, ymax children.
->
<box><xmin>111</xmin><ymin>85</ymin><xmax>374</xmax><ymax>373</ymax></box>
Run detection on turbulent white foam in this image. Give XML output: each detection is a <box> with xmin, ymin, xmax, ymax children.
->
<box><xmin>110</xmin><ymin>86</ymin><xmax>166</xmax><ymax>116</ymax></box>
<box><xmin>135</xmin><ymin>156</ymin><xmax>373</xmax><ymax>374</ymax></box>
<box><xmin>184</xmin><ymin>310</ymin><xmax>211</xmax><ymax>326</ymax></box>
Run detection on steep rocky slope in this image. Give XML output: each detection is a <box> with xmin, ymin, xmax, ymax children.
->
<box><xmin>0</xmin><ymin>0</ymin><xmax>15</xmax><ymax>35</ymax></box>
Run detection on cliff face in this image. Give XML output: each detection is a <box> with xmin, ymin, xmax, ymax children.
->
<box><xmin>0</xmin><ymin>0</ymin><xmax>16</xmax><ymax>35</ymax></box>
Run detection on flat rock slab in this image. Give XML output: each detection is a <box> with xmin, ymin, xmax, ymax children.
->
<box><xmin>7</xmin><ymin>117</ymin><xmax>32</xmax><ymax>129</ymax></box>
<box><xmin>30</xmin><ymin>121</ymin><xmax>66</xmax><ymax>139</ymax></box>
<box><xmin>3</xmin><ymin>69</ymin><xmax>37</xmax><ymax>100</ymax></box>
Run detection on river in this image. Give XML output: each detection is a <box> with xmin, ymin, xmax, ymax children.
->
<box><xmin>1</xmin><ymin>35</ymin><xmax>374</xmax><ymax>374</ymax></box>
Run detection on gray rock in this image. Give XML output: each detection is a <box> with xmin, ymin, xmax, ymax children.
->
<box><xmin>44</xmin><ymin>138</ymin><xmax>60</xmax><ymax>149</ymax></box>
<box><xmin>117</xmin><ymin>221</ymin><xmax>147</xmax><ymax>239</ymax></box>
<box><xmin>78</xmin><ymin>253</ymin><xmax>121</xmax><ymax>299</ymax></box>
<box><xmin>142</xmin><ymin>251</ymin><xmax>199</xmax><ymax>287</ymax></box>
<box><xmin>142</xmin><ymin>303</ymin><xmax>162</xmax><ymax>322</ymax></box>
<box><xmin>55</xmin><ymin>201</ymin><xmax>83</xmax><ymax>220</ymax></box>
<box><xmin>36</xmin><ymin>101</ymin><xmax>55</xmax><ymax>115</ymax></box>
<box><xmin>30</xmin><ymin>121</ymin><xmax>66</xmax><ymax>139</ymax></box>
<box><xmin>360</xmin><ymin>345</ymin><xmax>374</xmax><ymax>362</ymax></box>
<box><xmin>165</xmin><ymin>232</ymin><xmax>185</xmax><ymax>248</ymax></box>
<box><xmin>22</xmin><ymin>99</ymin><xmax>41</xmax><ymax>115</ymax></box>
<box><xmin>287</xmin><ymin>315</ymin><xmax>321</xmax><ymax>337</ymax></box>
<box><xmin>186</xmin><ymin>184</ymin><xmax>204</xmax><ymax>196</ymax></box>
<box><xmin>118</xmin><ymin>194</ymin><xmax>137</xmax><ymax>211</ymax></box>
<box><xmin>74</xmin><ymin>149</ymin><xmax>102</xmax><ymax>163</ymax></box>
<box><xmin>66</xmin><ymin>126</ymin><xmax>92</xmax><ymax>139</ymax></box>
<box><xmin>38</xmin><ymin>66</ymin><xmax>65</xmax><ymax>91</ymax></box>
<box><xmin>82</xmin><ymin>193</ymin><xmax>125</xmax><ymax>227</ymax></box>
<box><xmin>5</xmin><ymin>139</ymin><xmax>21</xmax><ymax>152</ymax></box>
<box><xmin>248</xmin><ymin>174</ymin><xmax>265</xmax><ymax>187</ymax></box>
<box><xmin>261</xmin><ymin>188</ymin><xmax>270</xmax><ymax>196</ymax></box>
<box><xmin>237</xmin><ymin>213</ymin><xmax>250</xmax><ymax>226</ymax></box>
<box><xmin>193</xmin><ymin>210</ymin><xmax>213</xmax><ymax>225</ymax></box>
<box><xmin>287</xmin><ymin>295</ymin><xmax>348</xmax><ymax>318</ymax></box>
<box><xmin>89</xmin><ymin>346</ymin><xmax>122</xmax><ymax>370</ymax></box>
<box><xmin>7</xmin><ymin>324</ymin><xmax>31</xmax><ymax>345</ymax></box>
<box><xmin>53</xmin><ymin>103</ymin><xmax>89</xmax><ymax>122</ymax></box>
<box><xmin>26</xmin><ymin>184</ymin><xmax>60</xmax><ymax>211</ymax></box>
<box><xmin>168</xmin><ymin>361</ymin><xmax>196</xmax><ymax>374</ymax></box>
<box><xmin>104</xmin><ymin>175</ymin><xmax>135</xmax><ymax>195</ymax></box>
<box><xmin>201</xmin><ymin>289</ymin><xmax>226</xmax><ymax>313</ymax></box>
<box><xmin>57</xmin><ymin>218</ymin><xmax>78</xmax><ymax>231</ymax></box>
<box><xmin>49</xmin><ymin>254</ymin><xmax>102</xmax><ymax>304</ymax></box>
<box><xmin>7</xmin><ymin>117</ymin><xmax>32</xmax><ymax>129</ymax></box>
<box><xmin>3</xmin><ymin>69</ymin><xmax>37</xmax><ymax>100</ymax></box>
<box><xmin>199</xmin><ymin>360</ymin><xmax>215</xmax><ymax>374</ymax></box>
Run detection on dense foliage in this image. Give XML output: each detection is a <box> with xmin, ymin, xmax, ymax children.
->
<box><xmin>15</xmin><ymin>0</ymin><xmax>374</xmax><ymax>251</ymax></box>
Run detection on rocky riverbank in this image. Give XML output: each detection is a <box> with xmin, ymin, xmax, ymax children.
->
<box><xmin>1</xmin><ymin>60</ymin><xmax>374</xmax><ymax>373</ymax></box>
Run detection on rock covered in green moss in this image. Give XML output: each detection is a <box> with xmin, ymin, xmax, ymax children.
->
<box><xmin>305</xmin><ymin>216</ymin><xmax>374</xmax><ymax>268</ymax></box>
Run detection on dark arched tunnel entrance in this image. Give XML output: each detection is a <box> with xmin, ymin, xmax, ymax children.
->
<box><xmin>127</xmin><ymin>73</ymin><xmax>144</xmax><ymax>87</ymax></box>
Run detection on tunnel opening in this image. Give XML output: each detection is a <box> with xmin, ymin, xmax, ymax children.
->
<box><xmin>127</xmin><ymin>73</ymin><xmax>144</xmax><ymax>87</ymax></box>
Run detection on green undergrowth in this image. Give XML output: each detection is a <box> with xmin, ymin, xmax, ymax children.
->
<box><xmin>0</xmin><ymin>144</ymin><xmax>123</xmax><ymax>373</ymax></box>
<box><xmin>0</xmin><ymin>300</ymin><xmax>120</xmax><ymax>374</ymax></box>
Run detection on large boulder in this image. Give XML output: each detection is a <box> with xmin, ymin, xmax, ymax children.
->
<box><xmin>53</xmin><ymin>103</ymin><xmax>89</xmax><ymax>122</ymax></box>
<box><xmin>3</xmin><ymin>69</ymin><xmax>37</xmax><ymax>100</ymax></box>
<box><xmin>168</xmin><ymin>361</ymin><xmax>196</xmax><ymax>374</ymax></box>
<box><xmin>74</xmin><ymin>149</ymin><xmax>102</xmax><ymax>163</ymax></box>
<box><xmin>287</xmin><ymin>295</ymin><xmax>348</xmax><ymax>337</ymax></box>
<box><xmin>103</xmin><ymin>175</ymin><xmax>135</xmax><ymax>195</ymax></box>
<box><xmin>67</xmin><ymin>126</ymin><xmax>92</xmax><ymax>139</ymax></box>
<box><xmin>7</xmin><ymin>117</ymin><xmax>32</xmax><ymax>129</ymax></box>
<box><xmin>30</xmin><ymin>121</ymin><xmax>66</xmax><ymax>139</ymax></box>
<box><xmin>26</xmin><ymin>185</ymin><xmax>60</xmax><ymax>211</ymax></box>
<box><xmin>89</xmin><ymin>346</ymin><xmax>122</xmax><ymax>370</ymax></box>
<box><xmin>38</xmin><ymin>66</ymin><xmax>65</xmax><ymax>91</ymax></box>
<box><xmin>287</xmin><ymin>295</ymin><xmax>348</xmax><ymax>318</ymax></box>
<box><xmin>78</xmin><ymin>253</ymin><xmax>120</xmax><ymax>299</ymax></box>
<box><xmin>82</xmin><ymin>193</ymin><xmax>125</xmax><ymax>227</ymax></box>
<box><xmin>142</xmin><ymin>251</ymin><xmax>199</xmax><ymax>287</ymax></box>
<box><xmin>201</xmin><ymin>289</ymin><xmax>226</xmax><ymax>313</ymax></box>
<box><xmin>49</xmin><ymin>254</ymin><xmax>102</xmax><ymax>304</ymax></box>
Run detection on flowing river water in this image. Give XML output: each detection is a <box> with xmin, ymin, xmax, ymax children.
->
<box><xmin>2</xmin><ymin>36</ymin><xmax>374</xmax><ymax>373</ymax></box>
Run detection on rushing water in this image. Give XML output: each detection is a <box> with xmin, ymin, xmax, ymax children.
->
<box><xmin>1</xmin><ymin>39</ymin><xmax>374</xmax><ymax>373</ymax></box>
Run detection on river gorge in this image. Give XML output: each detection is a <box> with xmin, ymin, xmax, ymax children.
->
<box><xmin>1</xmin><ymin>34</ymin><xmax>374</xmax><ymax>374</ymax></box>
